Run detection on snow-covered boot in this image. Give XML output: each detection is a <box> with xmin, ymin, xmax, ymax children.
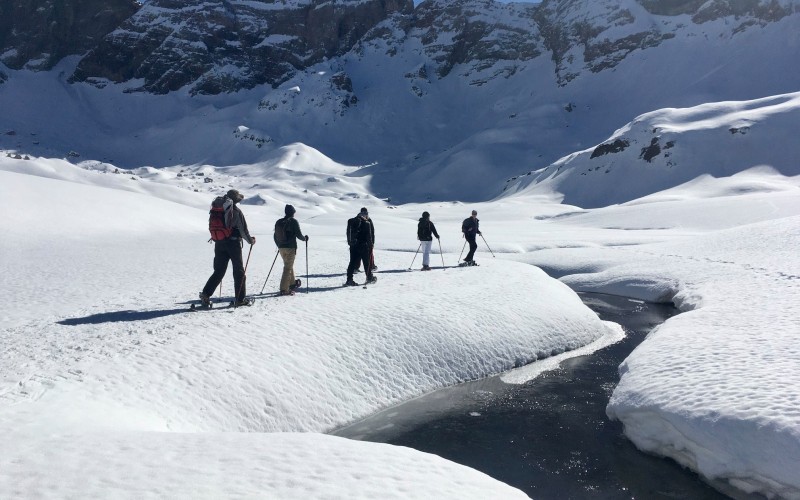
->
<box><xmin>199</xmin><ymin>292</ymin><xmax>212</xmax><ymax>307</ymax></box>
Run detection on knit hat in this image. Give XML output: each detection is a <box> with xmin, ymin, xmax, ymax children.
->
<box><xmin>360</xmin><ymin>207</ymin><xmax>369</xmax><ymax>216</ymax></box>
<box><xmin>471</xmin><ymin>210</ymin><xmax>477</xmax><ymax>216</ymax></box>
<box><xmin>226</xmin><ymin>189</ymin><xmax>244</xmax><ymax>203</ymax></box>
<box><xmin>285</xmin><ymin>204</ymin><xmax>296</xmax><ymax>216</ymax></box>
<box><xmin>422</xmin><ymin>211</ymin><xmax>430</xmax><ymax>218</ymax></box>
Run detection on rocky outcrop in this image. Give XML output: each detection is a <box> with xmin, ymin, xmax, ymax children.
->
<box><xmin>0</xmin><ymin>0</ymin><xmax>139</xmax><ymax>70</ymax></box>
<box><xmin>2</xmin><ymin>0</ymin><xmax>796</xmax><ymax>96</ymax></box>
<box><xmin>409</xmin><ymin>0</ymin><xmax>542</xmax><ymax>81</ymax></box>
<box><xmin>70</xmin><ymin>0</ymin><xmax>413</xmax><ymax>95</ymax></box>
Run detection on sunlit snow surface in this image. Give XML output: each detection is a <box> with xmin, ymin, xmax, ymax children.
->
<box><xmin>2</xmin><ymin>150</ymin><xmax>799</xmax><ymax>498</ymax></box>
<box><xmin>2</xmin><ymin>93</ymin><xmax>800</xmax><ymax>497</ymax></box>
<box><xmin>0</xmin><ymin>155</ymin><xmax>609</xmax><ymax>498</ymax></box>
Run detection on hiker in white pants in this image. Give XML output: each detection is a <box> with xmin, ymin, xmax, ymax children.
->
<box><xmin>417</xmin><ymin>211</ymin><xmax>440</xmax><ymax>271</ymax></box>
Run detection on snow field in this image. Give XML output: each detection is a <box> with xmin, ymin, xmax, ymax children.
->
<box><xmin>1</xmin><ymin>159</ymin><xmax>618</xmax><ymax>498</ymax></box>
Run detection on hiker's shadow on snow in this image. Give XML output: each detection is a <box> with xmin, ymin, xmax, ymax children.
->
<box><xmin>58</xmin><ymin>308</ymin><xmax>188</xmax><ymax>325</ymax></box>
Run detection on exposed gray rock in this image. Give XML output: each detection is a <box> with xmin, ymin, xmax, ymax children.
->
<box><xmin>0</xmin><ymin>0</ymin><xmax>139</xmax><ymax>70</ymax></box>
<box><xmin>70</xmin><ymin>0</ymin><xmax>413</xmax><ymax>95</ymax></box>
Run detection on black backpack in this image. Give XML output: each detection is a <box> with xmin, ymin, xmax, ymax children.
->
<box><xmin>274</xmin><ymin>217</ymin><xmax>291</xmax><ymax>245</ymax></box>
<box><xmin>347</xmin><ymin>216</ymin><xmax>362</xmax><ymax>245</ymax></box>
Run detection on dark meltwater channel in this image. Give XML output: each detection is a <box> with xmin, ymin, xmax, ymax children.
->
<box><xmin>333</xmin><ymin>293</ymin><xmax>729</xmax><ymax>499</ymax></box>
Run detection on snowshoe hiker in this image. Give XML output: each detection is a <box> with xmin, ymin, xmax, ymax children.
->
<box><xmin>461</xmin><ymin>210</ymin><xmax>481</xmax><ymax>265</ymax></box>
<box><xmin>200</xmin><ymin>189</ymin><xmax>256</xmax><ymax>305</ymax></box>
<box><xmin>417</xmin><ymin>211</ymin><xmax>440</xmax><ymax>271</ymax></box>
<box><xmin>346</xmin><ymin>207</ymin><xmax>376</xmax><ymax>285</ymax></box>
<box><xmin>275</xmin><ymin>204</ymin><xmax>308</xmax><ymax>296</ymax></box>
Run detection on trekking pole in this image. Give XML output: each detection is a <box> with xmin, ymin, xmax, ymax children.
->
<box><xmin>260</xmin><ymin>248</ymin><xmax>280</xmax><ymax>294</ymax></box>
<box><xmin>305</xmin><ymin>238</ymin><xmax>309</xmax><ymax>294</ymax></box>
<box><xmin>457</xmin><ymin>240</ymin><xmax>466</xmax><ymax>265</ymax></box>
<box><xmin>438</xmin><ymin>238</ymin><xmax>445</xmax><ymax>270</ymax></box>
<box><xmin>408</xmin><ymin>243</ymin><xmax>422</xmax><ymax>270</ymax></box>
<box><xmin>480</xmin><ymin>234</ymin><xmax>496</xmax><ymax>258</ymax></box>
<box><xmin>235</xmin><ymin>244</ymin><xmax>254</xmax><ymax>307</ymax></box>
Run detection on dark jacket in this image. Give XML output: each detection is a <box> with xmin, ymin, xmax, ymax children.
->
<box><xmin>275</xmin><ymin>216</ymin><xmax>306</xmax><ymax>249</ymax></box>
<box><xmin>228</xmin><ymin>205</ymin><xmax>254</xmax><ymax>244</ymax></box>
<box><xmin>417</xmin><ymin>218</ymin><xmax>440</xmax><ymax>241</ymax></box>
<box><xmin>347</xmin><ymin>215</ymin><xmax>375</xmax><ymax>247</ymax></box>
<box><xmin>462</xmin><ymin>216</ymin><xmax>480</xmax><ymax>239</ymax></box>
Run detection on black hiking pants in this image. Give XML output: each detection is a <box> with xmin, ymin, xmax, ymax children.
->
<box><xmin>465</xmin><ymin>235</ymin><xmax>478</xmax><ymax>262</ymax></box>
<box><xmin>203</xmin><ymin>238</ymin><xmax>246</xmax><ymax>301</ymax></box>
<box><xmin>347</xmin><ymin>244</ymin><xmax>373</xmax><ymax>281</ymax></box>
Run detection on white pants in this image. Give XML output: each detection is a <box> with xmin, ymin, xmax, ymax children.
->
<box><xmin>421</xmin><ymin>240</ymin><xmax>433</xmax><ymax>266</ymax></box>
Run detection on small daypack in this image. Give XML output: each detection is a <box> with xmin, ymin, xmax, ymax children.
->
<box><xmin>274</xmin><ymin>217</ymin><xmax>291</xmax><ymax>245</ymax></box>
<box><xmin>208</xmin><ymin>196</ymin><xmax>233</xmax><ymax>241</ymax></box>
<box><xmin>347</xmin><ymin>216</ymin><xmax>362</xmax><ymax>245</ymax></box>
<box><xmin>461</xmin><ymin>217</ymin><xmax>471</xmax><ymax>234</ymax></box>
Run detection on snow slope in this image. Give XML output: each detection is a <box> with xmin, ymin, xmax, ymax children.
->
<box><xmin>2</xmin><ymin>90</ymin><xmax>800</xmax><ymax>498</ymax></box>
<box><xmin>506</xmin><ymin>171</ymin><xmax>800</xmax><ymax>499</ymax></box>
<box><xmin>503</xmin><ymin>91</ymin><xmax>800</xmax><ymax>207</ymax></box>
<box><xmin>0</xmin><ymin>156</ymin><xmax>617</xmax><ymax>498</ymax></box>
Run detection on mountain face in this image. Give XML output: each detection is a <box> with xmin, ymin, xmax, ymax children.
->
<box><xmin>69</xmin><ymin>0</ymin><xmax>414</xmax><ymax>95</ymax></box>
<box><xmin>0</xmin><ymin>0</ymin><xmax>798</xmax><ymax>203</ymax></box>
<box><xmin>0</xmin><ymin>0</ymin><xmax>139</xmax><ymax>70</ymax></box>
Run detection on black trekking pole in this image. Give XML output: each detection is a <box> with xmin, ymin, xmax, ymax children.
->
<box><xmin>480</xmin><ymin>234</ymin><xmax>496</xmax><ymax>258</ymax></box>
<box><xmin>408</xmin><ymin>243</ymin><xmax>422</xmax><ymax>270</ymax></box>
<box><xmin>305</xmin><ymin>238</ymin><xmax>309</xmax><ymax>294</ymax></box>
<box><xmin>235</xmin><ymin>244</ymin><xmax>254</xmax><ymax>307</ymax></box>
<box><xmin>457</xmin><ymin>240</ymin><xmax>466</xmax><ymax>265</ymax></box>
<box><xmin>438</xmin><ymin>238</ymin><xmax>445</xmax><ymax>270</ymax></box>
<box><xmin>260</xmin><ymin>248</ymin><xmax>280</xmax><ymax>294</ymax></box>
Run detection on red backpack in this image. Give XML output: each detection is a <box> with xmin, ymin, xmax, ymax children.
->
<box><xmin>208</xmin><ymin>196</ymin><xmax>233</xmax><ymax>241</ymax></box>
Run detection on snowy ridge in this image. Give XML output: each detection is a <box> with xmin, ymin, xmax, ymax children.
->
<box><xmin>502</xmin><ymin>91</ymin><xmax>800</xmax><ymax>207</ymax></box>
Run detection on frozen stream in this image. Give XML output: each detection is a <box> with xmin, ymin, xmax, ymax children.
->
<box><xmin>333</xmin><ymin>293</ymin><xmax>730</xmax><ymax>499</ymax></box>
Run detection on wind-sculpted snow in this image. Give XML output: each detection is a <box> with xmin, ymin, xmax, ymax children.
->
<box><xmin>3</xmin><ymin>145</ymin><xmax>800</xmax><ymax>498</ymax></box>
<box><xmin>507</xmin><ymin>176</ymin><xmax>800</xmax><ymax>499</ymax></box>
<box><xmin>0</xmin><ymin>158</ymin><xmax>614</xmax><ymax>497</ymax></box>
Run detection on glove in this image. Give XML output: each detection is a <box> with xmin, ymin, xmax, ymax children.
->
<box><xmin>478</xmin><ymin>231</ymin><xmax>482</xmax><ymax>236</ymax></box>
<box><xmin>305</xmin><ymin>235</ymin><xmax>309</xmax><ymax>242</ymax></box>
<box><xmin>251</xmin><ymin>236</ymin><xmax>257</xmax><ymax>245</ymax></box>
<box><xmin>436</xmin><ymin>236</ymin><xmax>440</xmax><ymax>240</ymax></box>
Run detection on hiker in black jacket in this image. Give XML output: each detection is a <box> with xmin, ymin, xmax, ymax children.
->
<box><xmin>275</xmin><ymin>204</ymin><xmax>308</xmax><ymax>296</ymax></box>
<box><xmin>461</xmin><ymin>209</ymin><xmax>481</xmax><ymax>265</ymax></box>
<box><xmin>345</xmin><ymin>207</ymin><xmax>376</xmax><ymax>286</ymax></box>
<box><xmin>417</xmin><ymin>211</ymin><xmax>440</xmax><ymax>271</ymax></box>
<box><xmin>200</xmin><ymin>189</ymin><xmax>256</xmax><ymax>306</ymax></box>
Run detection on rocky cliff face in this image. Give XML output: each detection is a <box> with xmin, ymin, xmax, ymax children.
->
<box><xmin>0</xmin><ymin>0</ymin><xmax>139</xmax><ymax>70</ymax></box>
<box><xmin>4</xmin><ymin>0</ymin><xmax>796</xmax><ymax>95</ymax></box>
<box><xmin>69</xmin><ymin>0</ymin><xmax>413</xmax><ymax>95</ymax></box>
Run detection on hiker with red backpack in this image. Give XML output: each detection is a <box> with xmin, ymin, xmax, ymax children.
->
<box><xmin>200</xmin><ymin>189</ymin><xmax>256</xmax><ymax>307</ymax></box>
<box><xmin>274</xmin><ymin>204</ymin><xmax>308</xmax><ymax>296</ymax></box>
